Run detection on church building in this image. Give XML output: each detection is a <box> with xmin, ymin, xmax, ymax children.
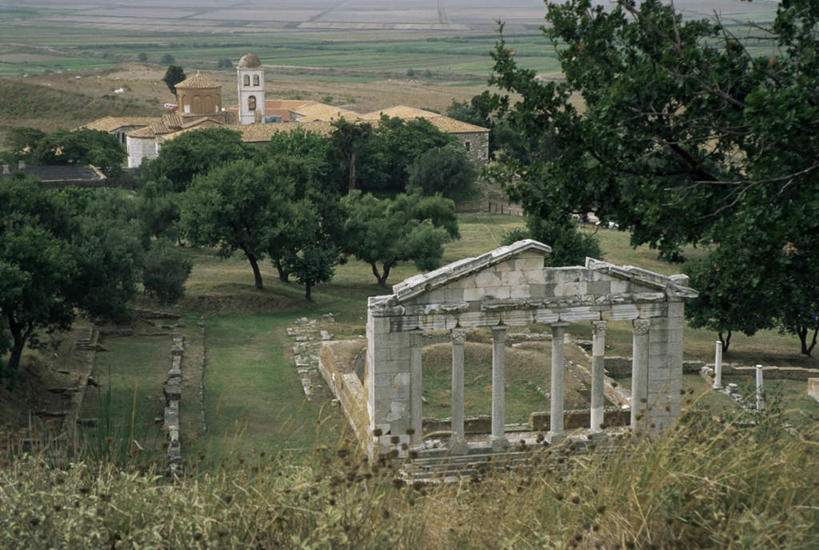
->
<box><xmin>84</xmin><ymin>54</ymin><xmax>489</xmax><ymax>169</ymax></box>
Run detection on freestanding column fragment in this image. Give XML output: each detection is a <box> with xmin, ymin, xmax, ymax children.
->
<box><xmin>549</xmin><ymin>323</ymin><xmax>568</xmax><ymax>441</ymax></box>
<box><xmin>755</xmin><ymin>364</ymin><xmax>765</xmax><ymax>411</ymax></box>
<box><xmin>490</xmin><ymin>325</ymin><xmax>508</xmax><ymax>450</ymax></box>
<box><xmin>713</xmin><ymin>340</ymin><xmax>723</xmax><ymax>389</ymax></box>
<box><xmin>409</xmin><ymin>330</ymin><xmax>424</xmax><ymax>443</ymax></box>
<box><xmin>631</xmin><ymin>319</ymin><xmax>651</xmax><ymax>430</ymax></box>
<box><xmin>590</xmin><ymin>320</ymin><xmax>607</xmax><ymax>433</ymax></box>
<box><xmin>450</xmin><ymin>328</ymin><xmax>467</xmax><ymax>452</ymax></box>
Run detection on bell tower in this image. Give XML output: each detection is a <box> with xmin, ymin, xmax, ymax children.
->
<box><xmin>237</xmin><ymin>53</ymin><xmax>265</xmax><ymax>125</ymax></box>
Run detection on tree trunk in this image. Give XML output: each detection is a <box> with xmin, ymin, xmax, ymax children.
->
<box><xmin>798</xmin><ymin>324</ymin><xmax>818</xmax><ymax>356</ymax></box>
<box><xmin>371</xmin><ymin>262</ymin><xmax>391</xmax><ymax>287</ymax></box>
<box><xmin>305</xmin><ymin>283</ymin><xmax>313</xmax><ymax>302</ymax></box>
<box><xmin>275</xmin><ymin>258</ymin><xmax>289</xmax><ymax>283</ymax></box>
<box><xmin>5</xmin><ymin>319</ymin><xmax>27</xmax><ymax>379</ymax></box>
<box><xmin>247</xmin><ymin>253</ymin><xmax>264</xmax><ymax>290</ymax></box>
<box><xmin>348</xmin><ymin>151</ymin><xmax>357</xmax><ymax>192</ymax></box>
<box><xmin>719</xmin><ymin>330</ymin><xmax>732</xmax><ymax>354</ymax></box>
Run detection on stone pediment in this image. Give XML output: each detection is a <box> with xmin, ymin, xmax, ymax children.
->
<box><xmin>391</xmin><ymin>239</ymin><xmax>551</xmax><ymax>302</ymax></box>
<box><xmin>371</xmin><ymin>240</ymin><xmax>697</xmax><ymax>318</ymax></box>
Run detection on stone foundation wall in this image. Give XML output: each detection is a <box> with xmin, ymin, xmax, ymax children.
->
<box><xmin>529</xmin><ymin>408</ymin><xmax>631</xmax><ymax>431</ymax></box>
<box><xmin>318</xmin><ymin>340</ymin><xmax>370</xmax><ymax>448</ymax></box>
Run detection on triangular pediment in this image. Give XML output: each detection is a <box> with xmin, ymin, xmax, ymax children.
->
<box><xmin>391</xmin><ymin>239</ymin><xmax>551</xmax><ymax>303</ymax></box>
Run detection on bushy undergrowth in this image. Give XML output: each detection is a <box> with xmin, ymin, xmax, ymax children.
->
<box><xmin>1</xmin><ymin>406</ymin><xmax>816</xmax><ymax>549</ymax></box>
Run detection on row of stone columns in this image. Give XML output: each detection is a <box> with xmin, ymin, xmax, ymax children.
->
<box><xmin>430</xmin><ymin>318</ymin><xmax>651</xmax><ymax>451</ymax></box>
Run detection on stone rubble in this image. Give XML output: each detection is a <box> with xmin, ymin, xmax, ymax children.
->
<box><xmin>286</xmin><ymin>315</ymin><xmax>335</xmax><ymax>400</ymax></box>
<box><xmin>163</xmin><ymin>335</ymin><xmax>184</xmax><ymax>476</ymax></box>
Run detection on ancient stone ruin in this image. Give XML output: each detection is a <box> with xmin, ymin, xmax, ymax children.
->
<box><xmin>322</xmin><ymin>240</ymin><xmax>698</xmax><ymax>460</ymax></box>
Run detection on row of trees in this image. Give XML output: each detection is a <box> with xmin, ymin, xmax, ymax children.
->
<box><xmin>138</xmin><ymin>122</ymin><xmax>463</xmax><ymax>299</ymax></box>
<box><xmin>476</xmin><ymin>0</ymin><xmax>818</xmax><ymax>355</ymax></box>
<box><xmin>2</xmin><ymin>113</ymin><xmax>469</xmax><ymax>378</ymax></box>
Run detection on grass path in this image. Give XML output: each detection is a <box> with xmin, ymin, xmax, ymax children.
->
<box><xmin>195</xmin><ymin>313</ymin><xmax>347</xmax><ymax>462</ymax></box>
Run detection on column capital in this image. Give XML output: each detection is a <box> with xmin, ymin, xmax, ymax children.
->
<box><xmin>633</xmin><ymin>319</ymin><xmax>650</xmax><ymax>335</ymax></box>
<box><xmin>491</xmin><ymin>324</ymin><xmax>507</xmax><ymax>338</ymax></box>
<box><xmin>451</xmin><ymin>328</ymin><xmax>467</xmax><ymax>344</ymax></box>
<box><xmin>591</xmin><ymin>320</ymin><xmax>608</xmax><ymax>335</ymax></box>
<box><xmin>551</xmin><ymin>322</ymin><xmax>570</xmax><ymax>328</ymax></box>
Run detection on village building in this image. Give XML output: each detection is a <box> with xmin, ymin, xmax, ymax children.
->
<box><xmin>1</xmin><ymin>160</ymin><xmax>107</xmax><ymax>189</ymax></box>
<box><xmin>82</xmin><ymin>54</ymin><xmax>489</xmax><ymax>169</ymax></box>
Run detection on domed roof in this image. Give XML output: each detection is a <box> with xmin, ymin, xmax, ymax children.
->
<box><xmin>175</xmin><ymin>71</ymin><xmax>220</xmax><ymax>89</ymax></box>
<box><xmin>237</xmin><ymin>53</ymin><xmax>262</xmax><ymax>68</ymax></box>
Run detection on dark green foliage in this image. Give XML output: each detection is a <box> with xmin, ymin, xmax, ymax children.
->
<box><xmin>180</xmin><ymin>159</ymin><xmax>294</xmax><ymax>290</ymax></box>
<box><xmin>342</xmin><ymin>192</ymin><xmax>459</xmax><ymax>286</ymax></box>
<box><xmin>30</xmin><ymin>128</ymin><xmax>125</xmax><ymax>177</ymax></box>
<box><xmin>141</xmin><ymin>127</ymin><xmax>258</xmax><ymax>193</ymax></box>
<box><xmin>408</xmin><ymin>144</ymin><xmax>477</xmax><ymax>200</ymax></box>
<box><xmin>0</xmin><ymin>181</ymin><xmax>189</xmax><ymax>378</ymax></box>
<box><xmin>328</xmin><ymin>116</ymin><xmax>457</xmax><ymax>194</ymax></box>
<box><xmin>286</xmin><ymin>244</ymin><xmax>338</xmax><ymax>302</ymax></box>
<box><xmin>142</xmin><ymin>239</ymin><xmax>193</xmax><ymax>305</ymax></box>
<box><xmin>161</xmin><ymin>54</ymin><xmax>176</xmax><ymax>65</ymax></box>
<box><xmin>137</xmin><ymin>52</ymin><xmax>148</xmax><ymax>62</ymax></box>
<box><xmin>490</xmin><ymin>0</ymin><xmax>819</xmax><ymax>353</ymax></box>
<box><xmin>162</xmin><ymin>64</ymin><xmax>185</xmax><ymax>94</ymax></box>
<box><xmin>686</xmin><ymin>246</ymin><xmax>777</xmax><ymax>353</ymax></box>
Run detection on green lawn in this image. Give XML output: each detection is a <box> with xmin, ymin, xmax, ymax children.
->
<box><xmin>193</xmin><ymin>313</ymin><xmax>348</xmax><ymax>463</ymax></box>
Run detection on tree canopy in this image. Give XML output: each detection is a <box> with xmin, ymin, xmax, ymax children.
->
<box><xmin>141</xmin><ymin>127</ymin><xmax>258</xmax><ymax>194</ymax></box>
<box><xmin>489</xmin><ymin>0</ymin><xmax>819</xmax><ymax>353</ymax></box>
<box><xmin>342</xmin><ymin>192</ymin><xmax>460</xmax><ymax>286</ymax></box>
<box><xmin>180</xmin><ymin>159</ymin><xmax>295</xmax><ymax>290</ymax></box>
<box><xmin>408</xmin><ymin>144</ymin><xmax>477</xmax><ymax>201</ymax></box>
<box><xmin>162</xmin><ymin>65</ymin><xmax>185</xmax><ymax>94</ymax></box>
<box><xmin>1</xmin><ymin>179</ymin><xmax>190</xmax><ymax>378</ymax></box>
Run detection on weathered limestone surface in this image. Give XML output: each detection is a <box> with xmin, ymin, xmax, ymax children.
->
<box><xmin>362</xmin><ymin>240</ymin><xmax>697</xmax><ymax>458</ymax></box>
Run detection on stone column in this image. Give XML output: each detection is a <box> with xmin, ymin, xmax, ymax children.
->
<box><xmin>490</xmin><ymin>325</ymin><xmax>508</xmax><ymax>450</ymax></box>
<box><xmin>549</xmin><ymin>323</ymin><xmax>568</xmax><ymax>442</ymax></box>
<box><xmin>409</xmin><ymin>330</ymin><xmax>424</xmax><ymax>443</ymax></box>
<box><xmin>590</xmin><ymin>320</ymin><xmax>607</xmax><ymax>434</ymax></box>
<box><xmin>755</xmin><ymin>364</ymin><xmax>765</xmax><ymax>411</ymax></box>
<box><xmin>630</xmin><ymin>319</ymin><xmax>651</xmax><ymax>430</ymax></box>
<box><xmin>713</xmin><ymin>340</ymin><xmax>723</xmax><ymax>390</ymax></box>
<box><xmin>450</xmin><ymin>328</ymin><xmax>467</xmax><ymax>453</ymax></box>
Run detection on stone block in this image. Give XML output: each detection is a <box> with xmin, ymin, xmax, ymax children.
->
<box><xmin>475</xmin><ymin>270</ymin><xmax>502</xmax><ymax>287</ymax></box>
<box><xmin>510</xmin><ymin>285</ymin><xmax>531</xmax><ymax>299</ymax></box>
<box><xmin>464</xmin><ymin>287</ymin><xmax>484</xmax><ymax>302</ymax></box>
<box><xmin>587</xmin><ymin>280</ymin><xmax>612</xmax><ymax>296</ymax></box>
<box><xmin>610</xmin><ymin>280</ymin><xmax>630</xmax><ymax>294</ymax></box>
<box><xmin>516</xmin><ymin>257</ymin><xmax>544</xmax><ymax>271</ymax></box>
<box><xmin>534</xmin><ymin>309</ymin><xmax>560</xmax><ymax>324</ymax></box>
<box><xmin>485</xmin><ymin>286</ymin><xmax>511</xmax><ymax>300</ymax></box>
<box><xmin>445</xmin><ymin>288</ymin><xmax>465</xmax><ymax>302</ymax></box>
<box><xmin>808</xmin><ymin>379</ymin><xmax>819</xmax><ymax>403</ymax></box>
<box><xmin>554</xmin><ymin>282</ymin><xmax>588</xmax><ymax>297</ymax></box>
<box><xmin>602</xmin><ymin>304</ymin><xmax>639</xmax><ymax>320</ymax></box>
<box><xmin>559</xmin><ymin>308</ymin><xmax>600</xmax><ymax>322</ymax></box>
<box><xmin>529</xmin><ymin>284</ymin><xmax>547</xmax><ymax>298</ymax></box>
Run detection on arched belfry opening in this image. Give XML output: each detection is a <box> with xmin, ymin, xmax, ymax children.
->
<box><xmin>356</xmin><ymin>240</ymin><xmax>697</xmax><ymax>459</ymax></box>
